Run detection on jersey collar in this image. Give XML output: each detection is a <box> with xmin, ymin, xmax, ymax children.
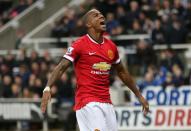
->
<box><xmin>87</xmin><ymin>34</ymin><xmax>104</xmax><ymax>44</ymax></box>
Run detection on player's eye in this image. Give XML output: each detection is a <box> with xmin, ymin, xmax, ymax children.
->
<box><xmin>94</xmin><ymin>13</ymin><xmax>98</xmax><ymax>17</ymax></box>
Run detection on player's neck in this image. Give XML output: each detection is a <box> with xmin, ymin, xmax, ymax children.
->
<box><xmin>87</xmin><ymin>31</ymin><xmax>103</xmax><ymax>44</ymax></box>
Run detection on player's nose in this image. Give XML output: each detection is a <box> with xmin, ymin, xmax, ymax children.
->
<box><xmin>99</xmin><ymin>15</ymin><xmax>105</xmax><ymax>20</ymax></box>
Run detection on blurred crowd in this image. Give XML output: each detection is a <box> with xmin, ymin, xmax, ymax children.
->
<box><xmin>0</xmin><ymin>0</ymin><xmax>190</xmax><ymax>102</ymax></box>
<box><xmin>49</xmin><ymin>0</ymin><xmax>191</xmax><ymax>93</ymax></box>
<box><xmin>0</xmin><ymin>0</ymin><xmax>190</xmax><ymax>103</ymax></box>
<box><xmin>51</xmin><ymin>0</ymin><xmax>191</xmax><ymax>45</ymax></box>
<box><xmin>0</xmin><ymin>0</ymin><xmax>36</xmax><ymax>28</ymax></box>
<box><xmin>0</xmin><ymin>47</ymin><xmax>190</xmax><ymax>100</ymax></box>
<box><xmin>1</xmin><ymin>0</ymin><xmax>191</xmax><ymax>130</ymax></box>
<box><xmin>0</xmin><ymin>49</ymin><xmax>75</xmax><ymax>104</ymax></box>
<box><xmin>111</xmin><ymin>39</ymin><xmax>191</xmax><ymax>93</ymax></box>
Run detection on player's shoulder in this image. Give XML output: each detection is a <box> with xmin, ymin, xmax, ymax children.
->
<box><xmin>72</xmin><ymin>35</ymin><xmax>87</xmax><ymax>46</ymax></box>
<box><xmin>104</xmin><ymin>37</ymin><xmax>117</xmax><ymax>48</ymax></box>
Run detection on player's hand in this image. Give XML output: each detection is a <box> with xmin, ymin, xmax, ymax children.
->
<box><xmin>41</xmin><ymin>91</ymin><xmax>51</xmax><ymax>113</ymax></box>
<box><xmin>139</xmin><ymin>96</ymin><xmax>149</xmax><ymax>115</ymax></box>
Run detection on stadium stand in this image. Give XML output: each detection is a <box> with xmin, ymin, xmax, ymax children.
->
<box><xmin>0</xmin><ymin>0</ymin><xmax>71</xmax><ymax>49</ymax></box>
<box><xmin>0</xmin><ymin>0</ymin><xmax>191</xmax><ymax>131</ymax></box>
<box><xmin>0</xmin><ymin>0</ymin><xmax>36</xmax><ymax>28</ymax></box>
<box><xmin>50</xmin><ymin>0</ymin><xmax>191</xmax><ymax>44</ymax></box>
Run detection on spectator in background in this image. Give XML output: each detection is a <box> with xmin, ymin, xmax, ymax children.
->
<box><xmin>155</xmin><ymin>66</ymin><xmax>168</xmax><ymax>85</ymax></box>
<box><xmin>110</xmin><ymin>25</ymin><xmax>124</xmax><ymax>35</ymax></box>
<box><xmin>151</xmin><ymin>0</ymin><xmax>161</xmax><ymax>18</ymax></box>
<box><xmin>10</xmin><ymin>0</ymin><xmax>29</xmax><ymax>18</ymax></box>
<box><xmin>171</xmin><ymin>64</ymin><xmax>185</xmax><ymax>87</ymax></box>
<box><xmin>64</xmin><ymin>8</ymin><xmax>76</xmax><ymax>31</ymax></box>
<box><xmin>71</xmin><ymin>19</ymin><xmax>86</xmax><ymax>36</ymax></box>
<box><xmin>106</xmin><ymin>12</ymin><xmax>120</xmax><ymax>34</ymax></box>
<box><xmin>160</xmin><ymin>12</ymin><xmax>171</xmax><ymax>33</ymax></box>
<box><xmin>29</xmin><ymin>50</ymin><xmax>39</xmax><ymax>64</ymax></box>
<box><xmin>0</xmin><ymin>64</ymin><xmax>11</xmax><ymax>77</ymax></box>
<box><xmin>4</xmin><ymin>52</ymin><xmax>15</xmax><ymax>70</ymax></box>
<box><xmin>11</xmin><ymin>83</ymin><xmax>21</xmax><ymax>98</ymax></box>
<box><xmin>172</xmin><ymin>0</ymin><xmax>186</xmax><ymax>18</ymax></box>
<box><xmin>158</xmin><ymin>0</ymin><xmax>172</xmax><ymax>17</ymax></box>
<box><xmin>152</xmin><ymin>19</ymin><xmax>166</xmax><ymax>44</ymax></box>
<box><xmin>51</xmin><ymin>8</ymin><xmax>76</xmax><ymax>38</ymax></box>
<box><xmin>18</xmin><ymin>64</ymin><xmax>30</xmax><ymax>87</ymax></box>
<box><xmin>2</xmin><ymin>75</ymin><xmax>12</xmax><ymax>98</ymax></box>
<box><xmin>31</xmin><ymin>62</ymin><xmax>40</xmax><ymax>76</ymax></box>
<box><xmin>10</xmin><ymin>0</ymin><xmax>34</xmax><ymax>18</ymax></box>
<box><xmin>126</xmin><ymin>1</ymin><xmax>140</xmax><ymax>29</ymax></box>
<box><xmin>39</xmin><ymin>61</ymin><xmax>49</xmax><ymax>84</ymax></box>
<box><xmin>138</xmin><ymin>11</ymin><xmax>146</xmax><ymax>28</ymax></box>
<box><xmin>167</xmin><ymin>19</ymin><xmax>188</xmax><ymax>44</ymax></box>
<box><xmin>143</xmin><ymin>18</ymin><xmax>154</xmax><ymax>34</ymax></box>
<box><xmin>97</xmin><ymin>0</ymin><xmax>118</xmax><ymax>15</ymax></box>
<box><xmin>159</xmin><ymin>49</ymin><xmax>184</xmax><ymax>71</ymax></box>
<box><xmin>41</xmin><ymin>50</ymin><xmax>53</xmax><ymax>65</ymax></box>
<box><xmin>162</xmin><ymin>72</ymin><xmax>174</xmax><ymax>89</ymax></box>
<box><xmin>29</xmin><ymin>78</ymin><xmax>43</xmax><ymax>98</ymax></box>
<box><xmin>14</xmin><ymin>75</ymin><xmax>23</xmax><ymax>88</ymax></box>
<box><xmin>138</xmin><ymin>71</ymin><xmax>159</xmax><ymax>91</ymax></box>
<box><xmin>51</xmin><ymin>16</ymin><xmax>71</xmax><ymax>38</ymax></box>
<box><xmin>16</xmin><ymin>48</ymin><xmax>29</xmax><ymax>66</ymax></box>
<box><xmin>116</xmin><ymin>5</ymin><xmax>127</xmax><ymax>28</ymax></box>
<box><xmin>136</xmin><ymin>39</ymin><xmax>157</xmax><ymax>74</ymax></box>
<box><xmin>23</xmin><ymin>88</ymin><xmax>32</xmax><ymax>98</ymax></box>
<box><xmin>129</xmin><ymin>20</ymin><xmax>145</xmax><ymax>34</ymax></box>
<box><xmin>140</xmin><ymin>0</ymin><xmax>153</xmax><ymax>12</ymax></box>
<box><xmin>56</xmin><ymin>73</ymin><xmax>74</xmax><ymax>102</ymax></box>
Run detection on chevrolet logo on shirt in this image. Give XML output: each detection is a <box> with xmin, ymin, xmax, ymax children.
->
<box><xmin>92</xmin><ymin>62</ymin><xmax>111</xmax><ymax>71</ymax></box>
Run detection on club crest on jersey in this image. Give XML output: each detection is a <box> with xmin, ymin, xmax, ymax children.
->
<box><xmin>108</xmin><ymin>49</ymin><xmax>114</xmax><ymax>60</ymax></box>
<box><xmin>92</xmin><ymin>62</ymin><xmax>111</xmax><ymax>71</ymax></box>
<box><xmin>66</xmin><ymin>47</ymin><xmax>74</xmax><ymax>55</ymax></box>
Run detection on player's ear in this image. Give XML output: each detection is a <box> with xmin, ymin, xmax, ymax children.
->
<box><xmin>86</xmin><ymin>21</ymin><xmax>91</xmax><ymax>28</ymax></box>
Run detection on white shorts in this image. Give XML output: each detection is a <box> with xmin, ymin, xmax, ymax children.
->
<box><xmin>76</xmin><ymin>102</ymin><xmax>117</xmax><ymax>131</ymax></box>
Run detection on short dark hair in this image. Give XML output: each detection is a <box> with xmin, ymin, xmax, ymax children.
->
<box><xmin>82</xmin><ymin>8</ymin><xmax>98</xmax><ymax>24</ymax></box>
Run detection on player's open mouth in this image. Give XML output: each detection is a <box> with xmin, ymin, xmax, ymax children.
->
<box><xmin>99</xmin><ymin>19</ymin><xmax>106</xmax><ymax>30</ymax></box>
<box><xmin>100</xmin><ymin>21</ymin><xmax>105</xmax><ymax>25</ymax></box>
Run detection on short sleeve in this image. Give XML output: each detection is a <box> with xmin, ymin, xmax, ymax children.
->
<box><xmin>113</xmin><ymin>45</ymin><xmax>121</xmax><ymax>64</ymax></box>
<box><xmin>63</xmin><ymin>42</ymin><xmax>81</xmax><ymax>62</ymax></box>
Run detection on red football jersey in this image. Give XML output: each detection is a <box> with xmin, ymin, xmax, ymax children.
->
<box><xmin>64</xmin><ymin>34</ymin><xmax>120</xmax><ymax>110</ymax></box>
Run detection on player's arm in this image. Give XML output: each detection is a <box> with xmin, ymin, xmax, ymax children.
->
<box><xmin>46</xmin><ymin>58</ymin><xmax>71</xmax><ymax>87</ymax></box>
<box><xmin>41</xmin><ymin>58</ymin><xmax>71</xmax><ymax>113</ymax></box>
<box><xmin>113</xmin><ymin>62</ymin><xmax>149</xmax><ymax>115</ymax></box>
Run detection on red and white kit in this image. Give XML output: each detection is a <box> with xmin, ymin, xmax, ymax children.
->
<box><xmin>64</xmin><ymin>34</ymin><xmax>120</xmax><ymax>131</ymax></box>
